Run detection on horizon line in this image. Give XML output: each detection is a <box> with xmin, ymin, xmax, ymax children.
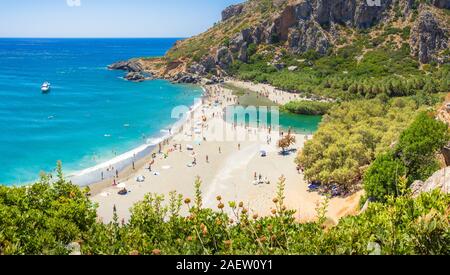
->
<box><xmin>0</xmin><ymin>37</ymin><xmax>188</xmax><ymax>39</ymax></box>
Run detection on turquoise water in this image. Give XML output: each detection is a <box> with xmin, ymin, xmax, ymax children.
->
<box><xmin>232</xmin><ymin>89</ymin><xmax>322</xmax><ymax>133</ymax></box>
<box><xmin>0</xmin><ymin>38</ymin><xmax>202</xmax><ymax>185</ymax></box>
<box><xmin>227</xmin><ymin>107</ymin><xmax>322</xmax><ymax>134</ymax></box>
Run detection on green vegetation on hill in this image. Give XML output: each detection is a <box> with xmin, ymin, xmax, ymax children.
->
<box><xmin>297</xmin><ymin>95</ymin><xmax>446</xmax><ymax>190</ymax></box>
<box><xmin>231</xmin><ymin>42</ymin><xmax>450</xmax><ymax>100</ymax></box>
<box><xmin>0</xmin><ymin>171</ymin><xmax>448</xmax><ymax>255</ymax></box>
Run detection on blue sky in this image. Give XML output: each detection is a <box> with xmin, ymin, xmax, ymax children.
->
<box><xmin>0</xmin><ymin>0</ymin><xmax>244</xmax><ymax>38</ymax></box>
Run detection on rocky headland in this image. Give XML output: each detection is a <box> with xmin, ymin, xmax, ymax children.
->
<box><xmin>109</xmin><ymin>0</ymin><xmax>449</xmax><ymax>84</ymax></box>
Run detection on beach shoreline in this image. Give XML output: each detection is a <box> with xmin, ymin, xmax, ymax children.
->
<box><xmin>87</xmin><ymin>80</ymin><xmax>363</xmax><ymax>224</ymax></box>
<box><xmin>70</xmin><ymin>79</ymin><xmax>301</xmax><ymax>191</ymax></box>
<box><xmin>67</xmin><ymin>91</ymin><xmax>204</xmax><ymax>189</ymax></box>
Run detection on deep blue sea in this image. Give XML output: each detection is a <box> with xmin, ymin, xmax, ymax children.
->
<box><xmin>0</xmin><ymin>38</ymin><xmax>203</xmax><ymax>185</ymax></box>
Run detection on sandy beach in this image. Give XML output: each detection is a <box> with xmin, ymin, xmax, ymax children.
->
<box><xmin>90</xmin><ymin>81</ymin><xmax>362</xmax><ymax>223</ymax></box>
<box><xmin>226</xmin><ymin>79</ymin><xmax>305</xmax><ymax>105</ymax></box>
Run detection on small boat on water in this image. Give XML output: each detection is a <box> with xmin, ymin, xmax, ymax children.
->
<box><xmin>41</xmin><ymin>82</ymin><xmax>51</xmax><ymax>93</ymax></box>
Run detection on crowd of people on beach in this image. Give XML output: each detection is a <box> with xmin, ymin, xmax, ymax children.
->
<box><xmin>99</xmin><ymin>83</ymin><xmax>307</xmax><ymax>198</ymax></box>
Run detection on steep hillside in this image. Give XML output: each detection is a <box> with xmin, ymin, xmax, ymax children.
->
<box><xmin>110</xmin><ymin>0</ymin><xmax>449</xmax><ymax>99</ymax></box>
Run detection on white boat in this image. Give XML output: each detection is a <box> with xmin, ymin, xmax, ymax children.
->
<box><xmin>41</xmin><ymin>82</ymin><xmax>51</xmax><ymax>93</ymax></box>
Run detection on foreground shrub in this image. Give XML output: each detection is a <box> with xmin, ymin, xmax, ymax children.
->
<box><xmin>363</xmin><ymin>151</ymin><xmax>407</xmax><ymax>202</ymax></box>
<box><xmin>364</xmin><ymin>111</ymin><xmax>449</xmax><ymax>202</ymax></box>
<box><xmin>0</xmin><ymin>162</ymin><xmax>97</xmax><ymax>255</ymax></box>
<box><xmin>1</xmin><ymin>169</ymin><xmax>448</xmax><ymax>255</ymax></box>
<box><xmin>396</xmin><ymin>112</ymin><xmax>449</xmax><ymax>182</ymax></box>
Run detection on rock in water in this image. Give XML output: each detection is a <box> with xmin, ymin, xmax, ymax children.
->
<box><xmin>108</xmin><ymin>59</ymin><xmax>143</xmax><ymax>72</ymax></box>
<box><xmin>125</xmin><ymin>72</ymin><xmax>148</xmax><ymax>82</ymax></box>
<box><xmin>108</xmin><ymin>59</ymin><xmax>152</xmax><ymax>82</ymax></box>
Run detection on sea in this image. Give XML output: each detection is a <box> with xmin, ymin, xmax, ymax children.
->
<box><xmin>0</xmin><ymin>38</ymin><xmax>320</xmax><ymax>186</ymax></box>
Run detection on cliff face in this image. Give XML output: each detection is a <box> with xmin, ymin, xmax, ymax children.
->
<box><xmin>410</xmin><ymin>8</ymin><xmax>449</xmax><ymax>63</ymax></box>
<box><xmin>110</xmin><ymin>0</ymin><xmax>449</xmax><ymax>83</ymax></box>
<box><xmin>221</xmin><ymin>3</ymin><xmax>245</xmax><ymax>21</ymax></box>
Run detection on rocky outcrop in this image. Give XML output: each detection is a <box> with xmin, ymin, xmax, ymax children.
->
<box><xmin>308</xmin><ymin>0</ymin><xmax>391</xmax><ymax>28</ymax></box>
<box><xmin>108</xmin><ymin>59</ymin><xmax>143</xmax><ymax>72</ymax></box>
<box><xmin>220</xmin><ymin>0</ymin><xmax>396</xmax><ymax>65</ymax></box>
<box><xmin>172</xmin><ymin>73</ymin><xmax>201</xmax><ymax>84</ymax></box>
<box><xmin>238</xmin><ymin>43</ymin><xmax>249</xmax><ymax>62</ymax></box>
<box><xmin>353</xmin><ymin>0</ymin><xmax>391</xmax><ymax>28</ymax></box>
<box><xmin>215</xmin><ymin>47</ymin><xmax>233</xmax><ymax>70</ymax></box>
<box><xmin>410</xmin><ymin>167</ymin><xmax>450</xmax><ymax>197</ymax></box>
<box><xmin>432</xmin><ymin>0</ymin><xmax>450</xmax><ymax>9</ymax></box>
<box><xmin>112</xmin><ymin>1</ymin><xmax>449</xmax><ymax>82</ymax></box>
<box><xmin>288</xmin><ymin>20</ymin><xmax>331</xmax><ymax>54</ymax></box>
<box><xmin>108</xmin><ymin>59</ymin><xmax>151</xmax><ymax>81</ymax></box>
<box><xmin>125</xmin><ymin>72</ymin><xmax>151</xmax><ymax>82</ymax></box>
<box><xmin>222</xmin><ymin>4</ymin><xmax>244</xmax><ymax>21</ymax></box>
<box><xmin>410</xmin><ymin>9</ymin><xmax>448</xmax><ymax>63</ymax></box>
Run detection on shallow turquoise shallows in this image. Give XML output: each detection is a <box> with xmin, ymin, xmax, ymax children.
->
<box><xmin>0</xmin><ymin>38</ymin><xmax>203</xmax><ymax>185</ymax></box>
<box><xmin>0</xmin><ymin>38</ymin><xmax>321</xmax><ymax>186</ymax></box>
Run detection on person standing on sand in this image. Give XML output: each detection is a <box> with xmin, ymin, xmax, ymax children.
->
<box><xmin>132</xmin><ymin>161</ymin><xmax>135</xmax><ymax>170</ymax></box>
<box><xmin>113</xmin><ymin>179</ymin><xmax>116</xmax><ymax>186</ymax></box>
<box><xmin>238</xmin><ymin>144</ymin><xmax>241</xmax><ymax>151</ymax></box>
<box><xmin>115</xmin><ymin>170</ymin><xmax>119</xmax><ymax>178</ymax></box>
<box><xmin>219</xmin><ymin>147</ymin><xmax>221</xmax><ymax>154</ymax></box>
<box><xmin>206</xmin><ymin>155</ymin><xmax>209</xmax><ymax>163</ymax></box>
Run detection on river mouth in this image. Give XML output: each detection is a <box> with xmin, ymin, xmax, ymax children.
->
<box><xmin>224</xmin><ymin>87</ymin><xmax>322</xmax><ymax>134</ymax></box>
